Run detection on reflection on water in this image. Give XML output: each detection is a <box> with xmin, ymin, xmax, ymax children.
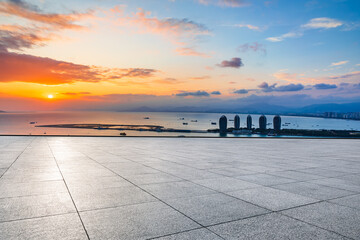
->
<box><xmin>0</xmin><ymin>111</ymin><xmax>360</xmax><ymax>137</ymax></box>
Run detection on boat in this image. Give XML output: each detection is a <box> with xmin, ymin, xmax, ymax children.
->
<box><xmin>144</xmin><ymin>117</ymin><xmax>150</xmax><ymax>119</ymax></box>
<box><xmin>183</xmin><ymin>122</ymin><xmax>188</xmax><ymax>125</ymax></box>
<box><xmin>29</xmin><ymin>122</ymin><xmax>36</xmax><ymax>124</ymax></box>
<box><xmin>120</xmin><ymin>132</ymin><xmax>126</xmax><ymax>136</ymax></box>
<box><xmin>211</xmin><ymin>122</ymin><xmax>216</xmax><ymax>125</ymax></box>
<box><xmin>179</xmin><ymin>118</ymin><xmax>185</xmax><ymax>120</ymax></box>
<box><xmin>191</xmin><ymin>120</ymin><xmax>198</xmax><ymax>122</ymax></box>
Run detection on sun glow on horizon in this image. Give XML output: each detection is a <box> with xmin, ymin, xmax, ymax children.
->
<box><xmin>47</xmin><ymin>94</ymin><xmax>54</xmax><ymax>99</ymax></box>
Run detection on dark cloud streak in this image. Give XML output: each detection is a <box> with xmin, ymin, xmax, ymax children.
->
<box><xmin>217</xmin><ymin>57</ymin><xmax>244</xmax><ymax>68</ymax></box>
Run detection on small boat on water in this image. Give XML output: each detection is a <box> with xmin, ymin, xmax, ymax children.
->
<box><xmin>211</xmin><ymin>122</ymin><xmax>217</xmax><ymax>125</ymax></box>
<box><xmin>29</xmin><ymin>122</ymin><xmax>36</xmax><ymax>124</ymax></box>
<box><xmin>183</xmin><ymin>122</ymin><xmax>188</xmax><ymax>125</ymax></box>
<box><xmin>120</xmin><ymin>132</ymin><xmax>126</xmax><ymax>136</ymax></box>
<box><xmin>144</xmin><ymin>117</ymin><xmax>150</xmax><ymax>119</ymax></box>
<box><xmin>191</xmin><ymin>120</ymin><xmax>198</xmax><ymax>122</ymax></box>
<box><xmin>179</xmin><ymin>118</ymin><xmax>185</xmax><ymax>120</ymax></box>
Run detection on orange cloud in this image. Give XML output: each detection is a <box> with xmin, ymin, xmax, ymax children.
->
<box><xmin>189</xmin><ymin>76</ymin><xmax>211</xmax><ymax>80</ymax></box>
<box><xmin>273</xmin><ymin>72</ymin><xmax>299</xmax><ymax>82</ymax></box>
<box><xmin>61</xmin><ymin>92</ymin><xmax>91</xmax><ymax>96</ymax></box>
<box><xmin>175</xmin><ymin>47</ymin><xmax>210</xmax><ymax>57</ymax></box>
<box><xmin>0</xmin><ymin>51</ymin><xmax>157</xmax><ymax>85</ymax></box>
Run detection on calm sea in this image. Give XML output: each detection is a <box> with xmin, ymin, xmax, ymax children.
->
<box><xmin>0</xmin><ymin>111</ymin><xmax>359</xmax><ymax>137</ymax></box>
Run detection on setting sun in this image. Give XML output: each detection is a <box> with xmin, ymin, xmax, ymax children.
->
<box><xmin>47</xmin><ymin>95</ymin><xmax>54</xmax><ymax>99</ymax></box>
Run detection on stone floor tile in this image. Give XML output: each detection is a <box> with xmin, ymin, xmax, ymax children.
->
<box><xmin>282</xmin><ymin>202</ymin><xmax>360</xmax><ymax>239</ymax></box>
<box><xmin>80</xmin><ymin>201</ymin><xmax>200</xmax><ymax>240</ymax></box>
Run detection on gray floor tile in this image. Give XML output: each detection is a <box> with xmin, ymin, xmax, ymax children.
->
<box><xmin>0</xmin><ymin>213</ymin><xmax>88</xmax><ymax>240</ymax></box>
<box><xmin>155</xmin><ymin>228</ymin><xmax>222</xmax><ymax>239</ymax></box>
<box><xmin>125</xmin><ymin>172</ymin><xmax>183</xmax><ymax>185</ymax></box>
<box><xmin>272</xmin><ymin>182</ymin><xmax>354</xmax><ymax>200</ymax></box>
<box><xmin>0</xmin><ymin>180</ymin><xmax>68</xmax><ymax>198</ymax></box>
<box><xmin>208</xmin><ymin>168</ymin><xmax>256</xmax><ymax>177</ymax></box>
<box><xmin>269</xmin><ymin>171</ymin><xmax>324</xmax><ymax>181</ymax></box>
<box><xmin>209</xmin><ymin>213</ymin><xmax>347</xmax><ymax>240</ymax></box>
<box><xmin>0</xmin><ymin>193</ymin><xmax>75</xmax><ymax>222</ymax></box>
<box><xmin>1</xmin><ymin>136</ymin><xmax>360</xmax><ymax>239</ymax></box>
<box><xmin>65</xmin><ymin>175</ymin><xmax>133</xmax><ymax>190</ymax></box>
<box><xmin>70</xmin><ymin>185</ymin><xmax>157</xmax><ymax>211</ymax></box>
<box><xmin>282</xmin><ymin>202</ymin><xmax>360</xmax><ymax>239</ymax></box>
<box><xmin>0</xmin><ymin>168</ymin><xmax>7</xmax><ymax>177</ymax></box>
<box><xmin>193</xmin><ymin>177</ymin><xmax>261</xmax><ymax>193</ymax></box>
<box><xmin>336</xmin><ymin>174</ymin><xmax>360</xmax><ymax>186</ymax></box>
<box><xmin>141</xmin><ymin>181</ymin><xmax>217</xmax><ymax>200</ymax></box>
<box><xmin>296</xmin><ymin>168</ymin><xmax>349</xmax><ymax>178</ymax></box>
<box><xmin>228</xmin><ymin>187</ymin><xmax>319</xmax><ymax>211</ymax></box>
<box><xmin>166</xmin><ymin>193</ymin><xmax>269</xmax><ymax>226</ymax></box>
<box><xmin>236</xmin><ymin>173</ymin><xmax>297</xmax><ymax>186</ymax></box>
<box><xmin>328</xmin><ymin>194</ymin><xmax>360</xmax><ymax>210</ymax></box>
<box><xmin>308</xmin><ymin>178</ymin><xmax>360</xmax><ymax>192</ymax></box>
<box><xmin>80</xmin><ymin>201</ymin><xmax>200</xmax><ymax>240</ymax></box>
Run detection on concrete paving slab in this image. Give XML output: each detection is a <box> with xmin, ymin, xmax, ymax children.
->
<box><xmin>0</xmin><ymin>180</ymin><xmax>68</xmax><ymax>198</ymax></box>
<box><xmin>209</xmin><ymin>213</ymin><xmax>347</xmax><ymax>240</ymax></box>
<box><xmin>80</xmin><ymin>201</ymin><xmax>200</xmax><ymax>240</ymax></box>
<box><xmin>282</xmin><ymin>202</ymin><xmax>360</xmax><ymax>239</ymax></box>
<box><xmin>0</xmin><ymin>213</ymin><xmax>88</xmax><ymax>240</ymax></box>
<box><xmin>271</xmin><ymin>181</ymin><xmax>355</xmax><ymax>200</ymax></box>
<box><xmin>329</xmin><ymin>194</ymin><xmax>360</xmax><ymax>210</ymax></box>
<box><xmin>69</xmin><ymin>185</ymin><xmax>157</xmax><ymax>211</ymax></box>
<box><xmin>0</xmin><ymin>192</ymin><xmax>75</xmax><ymax>222</ymax></box>
<box><xmin>192</xmin><ymin>176</ymin><xmax>261</xmax><ymax>193</ymax></box>
<box><xmin>141</xmin><ymin>181</ymin><xmax>217</xmax><ymax>200</ymax></box>
<box><xmin>155</xmin><ymin>228</ymin><xmax>223</xmax><ymax>240</ymax></box>
<box><xmin>308</xmin><ymin>178</ymin><xmax>360</xmax><ymax>192</ymax></box>
<box><xmin>1</xmin><ymin>136</ymin><xmax>359</xmax><ymax>239</ymax></box>
<box><xmin>236</xmin><ymin>173</ymin><xmax>297</xmax><ymax>186</ymax></box>
<box><xmin>228</xmin><ymin>186</ymin><xmax>319</xmax><ymax>211</ymax></box>
<box><xmin>165</xmin><ymin>193</ymin><xmax>269</xmax><ymax>226</ymax></box>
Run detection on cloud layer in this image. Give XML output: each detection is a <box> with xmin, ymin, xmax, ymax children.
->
<box><xmin>267</xmin><ymin>17</ymin><xmax>343</xmax><ymax>42</ymax></box>
<box><xmin>217</xmin><ymin>57</ymin><xmax>244</xmax><ymax>68</ymax></box>
<box><xmin>0</xmin><ymin>51</ymin><xmax>157</xmax><ymax>85</ymax></box>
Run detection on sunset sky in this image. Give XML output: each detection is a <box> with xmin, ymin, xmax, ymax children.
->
<box><xmin>0</xmin><ymin>0</ymin><xmax>360</xmax><ymax>111</ymax></box>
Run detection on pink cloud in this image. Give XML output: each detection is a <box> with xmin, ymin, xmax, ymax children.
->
<box><xmin>0</xmin><ymin>0</ymin><xmax>92</xmax><ymax>30</ymax></box>
<box><xmin>175</xmin><ymin>47</ymin><xmax>210</xmax><ymax>57</ymax></box>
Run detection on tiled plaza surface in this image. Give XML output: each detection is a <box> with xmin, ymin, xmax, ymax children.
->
<box><xmin>0</xmin><ymin>136</ymin><xmax>360</xmax><ymax>239</ymax></box>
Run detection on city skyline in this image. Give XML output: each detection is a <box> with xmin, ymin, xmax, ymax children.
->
<box><xmin>1</xmin><ymin>0</ymin><xmax>360</xmax><ymax>111</ymax></box>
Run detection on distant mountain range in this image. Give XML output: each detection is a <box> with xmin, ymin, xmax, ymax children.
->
<box><xmin>125</xmin><ymin>102</ymin><xmax>360</xmax><ymax>115</ymax></box>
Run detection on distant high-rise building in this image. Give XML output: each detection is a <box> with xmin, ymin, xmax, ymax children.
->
<box><xmin>259</xmin><ymin>115</ymin><xmax>267</xmax><ymax>130</ymax></box>
<box><xmin>219</xmin><ymin>115</ymin><xmax>227</xmax><ymax>133</ymax></box>
<box><xmin>247</xmin><ymin>115</ymin><xmax>252</xmax><ymax>130</ymax></box>
<box><xmin>273</xmin><ymin>115</ymin><xmax>281</xmax><ymax>131</ymax></box>
<box><xmin>234</xmin><ymin>115</ymin><xmax>240</xmax><ymax>129</ymax></box>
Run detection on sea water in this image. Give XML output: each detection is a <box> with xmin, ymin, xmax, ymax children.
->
<box><xmin>0</xmin><ymin>111</ymin><xmax>359</xmax><ymax>137</ymax></box>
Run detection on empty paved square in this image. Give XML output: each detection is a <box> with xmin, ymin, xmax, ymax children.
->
<box><xmin>0</xmin><ymin>136</ymin><xmax>359</xmax><ymax>239</ymax></box>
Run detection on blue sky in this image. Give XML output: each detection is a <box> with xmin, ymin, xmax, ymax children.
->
<box><xmin>0</xmin><ymin>0</ymin><xmax>359</xmax><ymax>111</ymax></box>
